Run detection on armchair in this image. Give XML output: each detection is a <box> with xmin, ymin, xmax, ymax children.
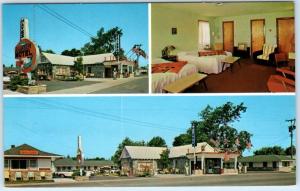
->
<box><xmin>267</xmin><ymin>68</ymin><xmax>295</xmax><ymax>92</ymax></box>
<box><xmin>233</xmin><ymin>43</ymin><xmax>250</xmax><ymax>58</ymax></box>
<box><xmin>253</xmin><ymin>44</ymin><xmax>278</xmax><ymax>65</ymax></box>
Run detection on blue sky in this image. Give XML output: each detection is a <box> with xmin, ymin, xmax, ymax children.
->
<box><xmin>3</xmin><ymin>95</ymin><xmax>295</xmax><ymax>159</ymax></box>
<box><xmin>2</xmin><ymin>3</ymin><xmax>149</xmax><ymax>66</ymax></box>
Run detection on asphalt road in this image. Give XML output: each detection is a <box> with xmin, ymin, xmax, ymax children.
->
<box><xmin>8</xmin><ymin>172</ymin><xmax>295</xmax><ymax>187</ymax></box>
<box><xmin>92</xmin><ymin>76</ymin><xmax>148</xmax><ymax>94</ymax></box>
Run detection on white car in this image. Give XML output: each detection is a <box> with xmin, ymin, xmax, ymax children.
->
<box><xmin>3</xmin><ymin>76</ymin><xmax>10</xmax><ymax>83</ymax></box>
<box><xmin>55</xmin><ymin>171</ymin><xmax>73</xmax><ymax>178</ymax></box>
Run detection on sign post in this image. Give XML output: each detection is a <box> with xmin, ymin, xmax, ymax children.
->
<box><xmin>15</xmin><ymin>18</ymin><xmax>40</xmax><ymax>85</ymax></box>
<box><xmin>192</xmin><ymin>122</ymin><xmax>196</xmax><ymax>175</ymax></box>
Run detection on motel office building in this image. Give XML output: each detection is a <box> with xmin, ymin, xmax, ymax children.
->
<box><xmin>4</xmin><ymin>144</ymin><xmax>62</xmax><ymax>181</ymax></box>
<box><xmin>120</xmin><ymin>142</ymin><xmax>240</xmax><ymax>176</ymax></box>
<box><xmin>38</xmin><ymin>52</ymin><xmax>135</xmax><ymax>80</ymax></box>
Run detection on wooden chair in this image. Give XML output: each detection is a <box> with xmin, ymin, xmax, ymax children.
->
<box><xmin>40</xmin><ymin>171</ymin><xmax>46</xmax><ymax>180</ymax></box>
<box><xmin>15</xmin><ymin>171</ymin><xmax>22</xmax><ymax>181</ymax></box>
<box><xmin>4</xmin><ymin>171</ymin><xmax>10</xmax><ymax>181</ymax></box>
<box><xmin>28</xmin><ymin>172</ymin><xmax>35</xmax><ymax>180</ymax></box>
<box><xmin>267</xmin><ymin>68</ymin><xmax>295</xmax><ymax>92</ymax></box>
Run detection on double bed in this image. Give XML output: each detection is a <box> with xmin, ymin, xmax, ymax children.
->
<box><xmin>177</xmin><ymin>51</ymin><xmax>232</xmax><ymax>74</ymax></box>
<box><xmin>152</xmin><ymin>59</ymin><xmax>198</xmax><ymax>93</ymax></box>
<box><xmin>151</xmin><ymin>51</ymin><xmax>233</xmax><ymax>93</ymax></box>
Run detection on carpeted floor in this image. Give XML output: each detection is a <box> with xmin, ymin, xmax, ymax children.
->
<box><xmin>185</xmin><ymin>58</ymin><xmax>277</xmax><ymax>93</ymax></box>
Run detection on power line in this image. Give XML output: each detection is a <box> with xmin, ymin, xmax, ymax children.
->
<box><xmin>23</xmin><ymin>98</ymin><xmax>187</xmax><ymax>132</ymax></box>
<box><xmin>37</xmin><ymin>4</ymin><xmax>95</xmax><ymax>38</ymax></box>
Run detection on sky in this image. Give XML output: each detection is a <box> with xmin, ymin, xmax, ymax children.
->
<box><xmin>3</xmin><ymin>95</ymin><xmax>296</xmax><ymax>159</ymax></box>
<box><xmin>2</xmin><ymin>3</ymin><xmax>149</xmax><ymax>66</ymax></box>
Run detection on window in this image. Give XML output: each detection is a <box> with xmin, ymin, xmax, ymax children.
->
<box><xmin>282</xmin><ymin>161</ymin><xmax>290</xmax><ymax>167</ymax></box>
<box><xmin>198</xmin><ymin>21</ymin><xmax>211</xmax><ymax>50</ymax></box>
<box><xmin>29</xmin><ymin>160</ymin><xmax>37</xmax><ymax>168</ymax></box>
<box><xmin>4</xmin><ymin>160</ymin><xmax>9</xmax><ymax>168</ymax></box>
<box><xmin>263</xmin><ymin>162</ymin><xmax>268</xmax><ymax>168</ymax></box>
<box><xmin>11</xmin><ymin>160</ymin><xmax>27</xmax><ymax>169</ymax></box>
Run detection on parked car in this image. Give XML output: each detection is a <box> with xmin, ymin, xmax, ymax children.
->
<box><xmin>55</xmin><ymin>171</ymin><xmax>73</xmax><ymax>178</ymax></box>
<box><xmin>110</xmin><ymin>168</ymin><xmax>120</xmax><ymax>174</ymax></box>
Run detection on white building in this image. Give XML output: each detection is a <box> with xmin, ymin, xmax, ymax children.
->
<box><xmin>38</xmin><ymin>52</ymin><xmax>135</xmax><ymax>79</ymax></box>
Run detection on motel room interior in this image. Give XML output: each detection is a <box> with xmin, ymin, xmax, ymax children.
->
<box><xmin>151</xmin><ymin>2</ymin><xmax>295</xmax><ymax>93</ymax></box>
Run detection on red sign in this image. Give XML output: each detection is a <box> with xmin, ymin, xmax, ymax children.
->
<box><xmin>15</xmin><ymin>38</ymin><xmax>39</xmax><ymax>73</ymax></box>
<box><xmin>19</xmin><ymin>150</ymin><xmax>39</xmax><ymax>155</ymax></box>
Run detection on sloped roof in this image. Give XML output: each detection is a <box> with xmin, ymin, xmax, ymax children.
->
<box><xmin>81</xmin><ymin>53</ymin><xmax>116</xmax><ymax>65</ymax></box>
<box><xmin>41</xmin><ymin>52</ymin><xmax>116</xmax><ymax>66</ymax></box>
<box><xmin>54</xmin><ymin>158</ymin><xmax>115</xmax><ymax>167</ymax></box>
<box><xmin>4</xmin><ymin>144</ymin><xmax>62</xmax><ymax>157</ymax></box>
<box><xmin>120</xmin><ymin>142</ymin><xmax>216</xmax><ymax>160</ymax></box>
<box><xmin>239</xmin><ymin>155</ymin><xmax>295</xmax><ymax>163</ymax></box>
<box><xmin>42</xmin><ymin>52</ymin><xmax>75</xmax><ymax>66</ymax></box>
<box><xmin>122</xmin><ymin>146</ymin><xmax>166</xmax><ymax>160</ymax></box>
<box><xmin>169</xmin><ymin>142</ymin><xmax>214</xmax><ymax>158</ymax></box>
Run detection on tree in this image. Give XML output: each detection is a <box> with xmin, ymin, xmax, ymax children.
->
<box><xmin>44</xmin><ymin>49</ymin><xmax>56</xmax><ymax>54</ymax></box>
<box><xmin>61</xmin><ymin>48</ymin><xmax>82</xmax><ymax>57</ymax></box>
<box><xmin>285</xmin><ymin>146</ymin><xmax>296</xmax><ymax>156</ymax></box>
<box><xmin>86</xmin><ymin>157</ymin><xmax>105</xmax><ymax>161</ymax></box>
<box><xmin>74</xmin><ymin>56</ymin><xmax>83</xmax><ymax>74</ymax></box>
<box><xmin>159</xmin><ymin>149</ymin><xmax>171</xmax><ymax>169</ymax></box>
<box><xmin>173</xmin><ymin>133</ymin><xmax>190</xmax><ymax>146</ymax></box>
<box><xmin>81</xmin><ymin>27</ymin><xmax>125</xmax><ymax>59</ymax></box>
<box><xmin>254</xmin><ymin>146</ymin><xmax>285</xmax><ymax>155</ymax></box>
<box><xmin>111</xmin><ymin>137</ymin><xmax>145</xmax><ymax>165</ymax></box>
<box><xmin>147</xmin><ymin>136</ymin><xmax>166</xmax><ymax>147</ymax></box>
<box><xmin>172</xmin><ymin>102</ymin><xmax>252</xmax><ymax>153</ymax></box>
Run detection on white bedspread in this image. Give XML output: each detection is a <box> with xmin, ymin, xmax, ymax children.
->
<box><xmin>177</xmin><ymin>51</ymin><xmax>232</xmax><ymax>74</ymax></box>
<box><xmin>151</xmin><ymin>60</ymin><xmax>198</xmax><ymax>93</ymax></box>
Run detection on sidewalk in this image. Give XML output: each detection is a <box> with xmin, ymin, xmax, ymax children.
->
<box><xmin>47</xmin><ymin>77</ymin><xmax>139</xmax><ymax>94</ymax></box>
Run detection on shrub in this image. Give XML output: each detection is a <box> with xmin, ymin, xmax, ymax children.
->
<box><xmin>9</xmin><ymin>75</ymin><xmax>28</xmax><ymax>91</ymax></box>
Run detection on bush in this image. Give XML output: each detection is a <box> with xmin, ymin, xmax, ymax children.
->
<box><xmin>9</xmin><ymin>75</ymin><xmax>28</xmax><ymax>91</ymax></box>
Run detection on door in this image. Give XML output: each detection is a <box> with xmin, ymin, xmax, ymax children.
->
<box><xmin>277</xmin><ymin>17</ymin><xmax>295</xmax><ymax>54</ymax></box>
<box><xmin>223</xmin><ymin>21</ymin><xmax>234</xmax><ymax>52</ymax></box>
<box><xmin>251</xmin><ymin>19</ymin><xmax>265</xmax><ymax>54</ymax></box>
<box><xmin>272</xmin><ymin>161</ymin><xmax>277</xmax><ymax>169</ymax></box>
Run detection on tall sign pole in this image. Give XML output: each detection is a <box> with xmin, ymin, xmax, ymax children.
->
<box><xmin>15</xmin><ymin>18</ymin><xmax>40</xmax><ymax>85</ymax></box>
<box><xmin>77</xmin><ymin>136</ymin><xmax>84</xmax><ymax>176</ymax></box>
<box><xmin>286</xmin><ymin>119</ymin><xmax>296</xmax><ymax>159</ymax></box>
<box><xmin>192</xmin><ymin>122</ymin><xmax>196</xmax><ymax>174</ymax></box>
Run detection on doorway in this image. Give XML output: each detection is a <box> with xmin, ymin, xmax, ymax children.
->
<box><xmin>251</xmin><ymin>19</ymin><xmax>265</xmax><ymax>54</ymax></box>
<box><xmin>277</xmin><ymin>17</ymin><xmax>295</xmax><ymax>54</ymax></box>
<box><xmin>223</xmin><ymin>21</ymin><xmax>234</xmax><ymax>52</ymax></box>
<box><xmin>205</xmin><ymin>158</ymin><xmax>221</xmax><ymax>174</ymax></box>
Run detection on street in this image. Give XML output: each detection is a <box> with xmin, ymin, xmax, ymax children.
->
<box><xmin>6</xmin><ymin>172</ymin><xmax>295</xmax><ymax>187</ymax></box>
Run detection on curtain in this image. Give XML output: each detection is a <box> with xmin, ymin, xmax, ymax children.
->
<box><xmin>198</xmin><ymin>21</ymin><xmax>211</xmax><ymax>50</ymax></box>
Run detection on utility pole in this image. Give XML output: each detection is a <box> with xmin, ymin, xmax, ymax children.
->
<box><xmin>191</xmin><ymin>122</ymin><xmax>196</xmax><ymax>175</ymax></box>
<box><xmin>286</xmin><ymin>118</ymin><xmax>296</xmax><ymax>159</ymax></box>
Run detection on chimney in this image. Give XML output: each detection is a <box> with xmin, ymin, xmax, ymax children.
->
<box><xmin>11</xmin><ymin>145</ymin><xmax>15</xmax><ymax>149</ymax></box>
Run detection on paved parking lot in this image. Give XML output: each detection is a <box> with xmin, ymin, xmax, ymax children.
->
<box><xmin>7</xmin><ymin>172</ymin><xmax>295</xmax><ymax>187</ymax></box>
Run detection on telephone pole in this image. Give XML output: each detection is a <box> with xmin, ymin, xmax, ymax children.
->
<box><xmin>286</xmin><ymin>118</ymin><xmax>296</xmax><ymax>159</ymax></box>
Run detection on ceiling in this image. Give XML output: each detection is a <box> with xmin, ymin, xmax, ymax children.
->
<box><xmin>153</xmin><ymin>2</ymin><xmax>294</xmax><ymax>17</ymax></box>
